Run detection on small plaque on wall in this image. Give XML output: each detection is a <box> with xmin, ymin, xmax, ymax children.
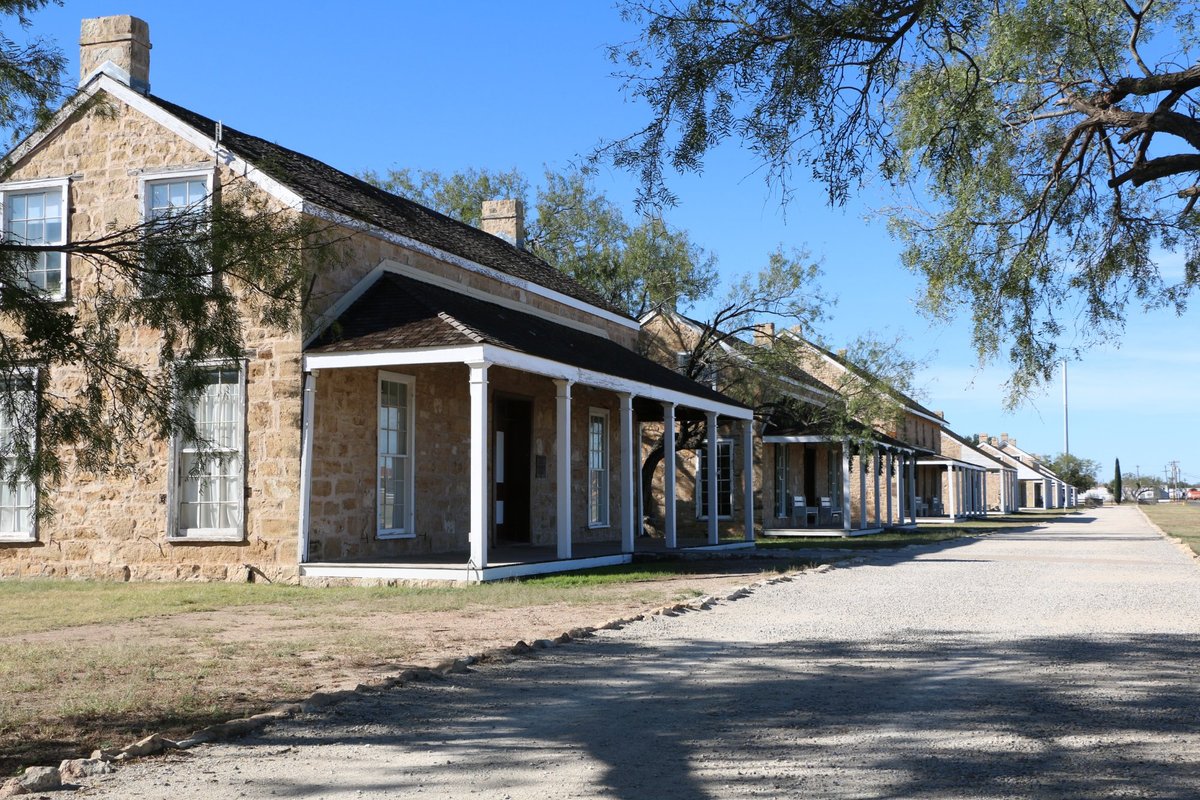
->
<box><xmin>534</xmin><ymin>455</ymin><xmax>547</xmax><ymax>479</ymax></box>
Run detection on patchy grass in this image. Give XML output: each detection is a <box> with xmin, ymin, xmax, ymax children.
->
<box><xmin>0</xmin><ymin>557</ymin><xmax>800</xmax><ymax>776</ymax></box>
<box><xmin>757</xmin><ymin>510</ymin><xmax>1076</xmax><ymax>551</ymax></box>
<box><xmin>1140</xmin><ymin>502</ymin><xmax>1200</xmax><ymax>556</ymax></box>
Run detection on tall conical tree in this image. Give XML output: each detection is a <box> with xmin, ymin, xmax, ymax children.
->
<box><xmin>1114</xmin><ymin>459</ymin><xmax>1123</xmax><ymax>505</ymax></box>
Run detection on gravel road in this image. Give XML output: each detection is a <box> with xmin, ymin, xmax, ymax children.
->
<box><xmin>77</xmin><ymin>507</ymin><xmax>1200</xmax><ymax>799</ymax></box>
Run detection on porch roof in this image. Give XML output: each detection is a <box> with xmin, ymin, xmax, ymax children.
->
<box><xmin>305</xmin><ymin>272</ymin><xmax>751</xmax><ymax>417</ymax></box>
<box><xmin>761</xmin><ymin>419</ymin><xmax>912</xmax><ymax>451</ymax></box>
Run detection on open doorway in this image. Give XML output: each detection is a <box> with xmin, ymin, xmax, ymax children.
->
<box><xmin>493</xmin><ymin>396</ymin><xmax>532</xmax><ymax>543</ymax></box>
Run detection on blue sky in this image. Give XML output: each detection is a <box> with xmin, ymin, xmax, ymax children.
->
<box><xmin>26</xmin><ymin>1</ymin><xmax>1199</xmax><ymax>485</ymax></box>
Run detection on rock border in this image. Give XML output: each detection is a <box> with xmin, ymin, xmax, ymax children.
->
<box><xmin>6</xmin><ymin>562</ymin><xmax>835</xmax><ymax>797</ymax></box>
<box><xmin>1136</xmin><ymin>505</ymin><xmax>1200</xmax><ymax>567</ymax></box>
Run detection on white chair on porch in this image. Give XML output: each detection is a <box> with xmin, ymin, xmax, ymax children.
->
<box><xmin>793</xmin><ymin>495</ymin><xmax>818</xmax><ymax>528</ymax></box>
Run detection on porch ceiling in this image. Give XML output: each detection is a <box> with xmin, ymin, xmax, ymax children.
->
<box><xmin>305</xmin><ymin>272</ymin><xmax>750</xmax><ymax>418</ymax></box>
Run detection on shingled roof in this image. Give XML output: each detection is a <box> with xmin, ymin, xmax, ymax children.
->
<box><xmin>143</xmin><ymin>94</ymin><xmax>625</xmax><ymax>318</ymax></box>
<box><xmin>310</xmin><ymin>272</ymin><xmax>748</xmax><ymax>412</ymax></box>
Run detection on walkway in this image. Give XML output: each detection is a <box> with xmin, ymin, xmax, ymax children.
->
<box><xmin>80</xmin><ymin>506</ymin><xmax>1200</xmax><ymax>798</ymax></box>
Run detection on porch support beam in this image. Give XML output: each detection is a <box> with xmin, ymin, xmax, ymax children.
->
<box><xmin>907</xmin><ymin>458</ymin><xmax>916</xmax><ymax>523</ymax></box>
<box><xmin>706</xmin><ymin>411</ymin><xmax>719</xmax><ymax>545</ymax></box>
<box><xmin>297</xmin><ymin>371</ymin><xmax>317</xmax><ymax>564</ymax></box>
<box><xmin>468</xmin><ymin>361</ymin><xmax>490</xmax><ymax>571</ymax></box>
<box><xmin>663</xmin><ymin>402</ymin><xmax>678</xmax><ymax>549</ymax></box>
<box><xmin>742</xmin><ymin>419</ymin><xmax>754</xmax><ymax>542</ymax></box>
<box><xmin>885</xmin><ymin>449</ymin><xmax>894</xmax><ymax>526</ymax></box>
<box><xmin>555</xmin><ymin>379</ymin><xmax>574</xmax><ymax>560</ymax></box>
<box><xmin>618</xmin><ymin>392</ymin><xmax>635</xmax><ymax>554</ymax></box>
<box><xmin>947</xmin><ymin>465</ymin><xmax>958</xmax><ymax>521</ymax></box>
<box><xmin>950</xmin><ymin>465</ymin><xmax>960</xmax><ymax>522</ymax></box>
<box><xmin>841</xmin><ymin>442</ymin><xmax>852</xmax><ymax>534</ymax></box>
<box><xmin>872</xmin><ymin>448</ymin><xmax>881</xmax><ymax>528</ymax></box>
<box><xmin>858</xmin><ymin>447</ymin><xmax>868</xmax><ymax>531</ymax></box>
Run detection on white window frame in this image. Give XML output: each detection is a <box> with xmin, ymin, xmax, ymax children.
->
<box><xmin>167</xmin><ymin>361</ymin><xmax>247</xmax><ymax>543</ymax></box>
<box><xmin>0</xmin><ymin>177</ymin><xmax>70</xmax><ymax>302</ymax></box>
<box><xmin>587</xmin><ymin>407</ymin><xmax>610</xmax><ymax>528</ymax></box>
<box><xmin>377</xmin><ymin>370</ymin><xmax>416</xmax><ymax>539</ymax></box>
<box><xmin>139</xmin><ymin>168</ymin><xmax>215</xmax><ymax>293</ymax></box>
<box><xmin>695</xmin><ymin>439</ymin><xmax>734</xmax><ymax>520</ymax></box>
<box><xmin>0</xmin><ymin>369</ymin><xmax>38</xmax><ymax>543</ymax></box>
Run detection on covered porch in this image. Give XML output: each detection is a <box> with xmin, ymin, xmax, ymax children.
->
<box><xmin>762</xmin><ymin>426</ymin><xmax>917</xmax><ymax>537</ymax></box>
<box><xmin>915</xmin><ymin>454</ymin><xmax>989</xmax><ymax>521</ymax></box>
<box><xmin>296</xmin><ymin>272</ymin><xmax>754</xmax><ymax>582</ymax></box>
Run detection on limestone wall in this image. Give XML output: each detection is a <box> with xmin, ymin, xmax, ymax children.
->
<box><xmin>0</xmin><ymin>92</ymin><xmax>303</xmax><ymax>582</ymax></box>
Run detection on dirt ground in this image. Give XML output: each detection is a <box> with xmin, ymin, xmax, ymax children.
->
<box><xmin>1</xmin><ymin>556</ymin><xmax>805</xmax><ymax>776</ymax></box>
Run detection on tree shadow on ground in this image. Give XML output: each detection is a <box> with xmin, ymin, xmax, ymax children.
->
<box><xmin>227</xmin><ymin>631</ymin><xmax>1200</xmax><ymax>799</ymax></box>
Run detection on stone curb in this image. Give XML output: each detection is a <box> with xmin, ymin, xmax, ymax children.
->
<box><xmin>44</xmin><ymin>562</ymin><xmax>829</xmax><ymax>794</ymax></box>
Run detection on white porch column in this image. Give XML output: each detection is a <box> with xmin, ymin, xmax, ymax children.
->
<box><xmin>618</xmin><ymin>392</ymin><xmax>635</xmax><ymax>554</ymax></box>
<box><xmin>468</xmin><ymin>362</ymin><xmax>490</xmax><ymax>571</ymax></box>
<box><xmin>981</xmin><ymin>472</ymin><xmax>988</xmax><ymax>515</ymax></box>
<box><xmin>705</xmin><ymin>411</ymin><xmax>719</xmax><ymax>545</ymax></box>
<box><xmin>947</xmin><ymin>465</ymin><xmax>958</xmax><ymax>521</ymax></box>
<box><xmin>297</xmin><ymin>371</ymin><xmax>317</xmax><ymax>564</ymax></box>
<box><xmin>662</xmin><ymin>402</ymin><xmax>677</xmax><ymax>549</ymax></box>
<box><xmin>555</xmin><ymin>379</ymin><xmax>573</xmax><ymax>560</ymax></box>
<box><xmin>885</xmin><ymin>449</ymin><xmax>894</xmax><ymax>526</ymax></box>
<box><xmin>872</xmin><ymin>448</ymin><xmax>881</xmax><ymax>528</ymax></box>
<box><xmin>741</xmin><ymin>420</ymin><xmax>754</xmax><ymax>542</ymax></box>
<box><xmin>907</xmin><ymin>458</ymin><xmax>917</xmax><ymax>524</ymax></box>
<box><xmin>841</xmin><ymin>442</ymin><xmax>852</xmax><ymax>534</ymax></box>
<box><xmin>896</xmin><ymin>452</ymin><xmax>906</xmax><ymax>524</ymax></box>
<box><xmin>858</xmin><ymin>448</ymin><xmax>868</xmax><ymax>531</ymax></box>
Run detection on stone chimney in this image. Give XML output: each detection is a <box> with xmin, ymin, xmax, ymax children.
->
<box><xmin>935</xmin><ymin>410</ymin><xmax>945</xmax><ymax>419</ymax></box>
<box><xmin>80</xmin><ymin>15</ymin><xmax>151</xmax><ymax>93</ymax></box>
<box><xmin>752</xmin><ymin>322</ymin><xmax>775</xmax><ymax>348</ymax></box>
<box><xmin>481</xmin><ymin>199</ymin><xmax>524</xmax><ymax>249</ymax></box>
<box><xmin>978</xmin><ymin>433</ymin><xmax>991</xmax><ymax>445</ymax></box>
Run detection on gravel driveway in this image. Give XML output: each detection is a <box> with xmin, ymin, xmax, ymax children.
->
<box><xmin>78</xmin><ymin>506</ymin><xmax>1200</xmax><ymax>799</ymax></box>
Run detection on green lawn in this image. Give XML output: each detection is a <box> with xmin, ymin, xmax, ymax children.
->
<box><xmin>1140</xmin><ymin>502</ymin><xmax>1200</xmax><ymax>557</ymax></box>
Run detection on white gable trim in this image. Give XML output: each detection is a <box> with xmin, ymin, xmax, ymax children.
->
<box><xmin>301</xmin><ymin>259</ymin><xmax>615</xmax><ymax>349</ymax></box>
<box><xmin>5</xmin><ymin>76</ymin><xmax>306</xmax><ymax>211</ymax></box>
<box><xmin>300</xmin><ymin>202</ymin><xmax>638</xmax><ymax>333</ymax></box>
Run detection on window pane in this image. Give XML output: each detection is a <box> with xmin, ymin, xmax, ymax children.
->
<box><xmin>177</xmin><ymin>367</ymin><xmax>242</xmax><ymax>536</ymax></box>
<box><xmin>377</xmin><ymin>378</ymin><xmax>413</xmax><ymax>532</ymax></box>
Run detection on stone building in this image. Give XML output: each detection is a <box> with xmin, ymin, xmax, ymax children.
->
<box><xmin>0</xmin><ymin>15</ymin><xmax>752</xmax><ymax>583</ymax></box>
<box><xmin>639</xmin><ymin>310</ymin><xmax>919</xmax><ymax>538</ymax></box>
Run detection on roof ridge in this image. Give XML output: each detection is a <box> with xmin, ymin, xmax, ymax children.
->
<box><xmin>437</xmin><ymin>311</ymin><xmax>487</xmax><ymax>343</ymax></box>
<box><xmin>140</xmin><ymin>92</ymin><xmax>628</xmax><ymax>320</ymax></box>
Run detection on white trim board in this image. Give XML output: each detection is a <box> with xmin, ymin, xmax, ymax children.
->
<box><xmin>304</xmin><ymin>343</ymin><xmax>753</xmax><ymax>419</ymax></box>
<box><xmin>300</xmin><ymin>553</ymin><xmax>633</xmax><ymax>584</ymax></box>
<box><xmin>302</xmin><ymin>206</ymin><xmax>639</xmax><ymax>334</ymax></box>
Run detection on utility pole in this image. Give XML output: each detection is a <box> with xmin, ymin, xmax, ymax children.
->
<box><xmin>1062</xmin><ymin>360</ymin><xmax>1069</xmax><ymax>456</ymax></box>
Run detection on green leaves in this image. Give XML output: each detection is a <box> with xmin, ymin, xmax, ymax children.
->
<box><xmin>361</xmin><ymin>165</ymin><xmax>718</xmax><ymax>318</ymax></box>
<box><xmin>609</xmin><ymin>0</ymin><xmax>1200</xmax><ymax>401</ymax></box>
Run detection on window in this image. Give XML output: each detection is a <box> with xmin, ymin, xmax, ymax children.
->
<box><xmin>1</xmin><ymin>179</ymin><xmax>68</xmax><ymax>300</ymax></box>
<box><xmin>0</xmin><ymin>373</ymin><xmax>37</xmax><ymax>542</ymax></box>
<box><xmin>697</xmin><ymin>440</ymin><xmax>734</xmax><ymax>519</ymax></box>
<box><xmin>588</xmin><ymin>408</ymin><xmax>609</xmax><ymax>527</ymax></box>
<box><xmin>141</xmin><ymin>172</ymin><xmax>212</xmax><ymax>294</ymax></box>
<box><xmin>774</xmin><ymin>444</ymin><xmax>789</xmax><ymax>518</ymax></box>
<box><xmin>377</xmin><ymin>371</ymin><xmax>415</xmax><ymax>537</ymax></box>
<box><xmin>171</xmin><ymin>365</ymin><xmax>245</xmax><ymax>541</ymax></box>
